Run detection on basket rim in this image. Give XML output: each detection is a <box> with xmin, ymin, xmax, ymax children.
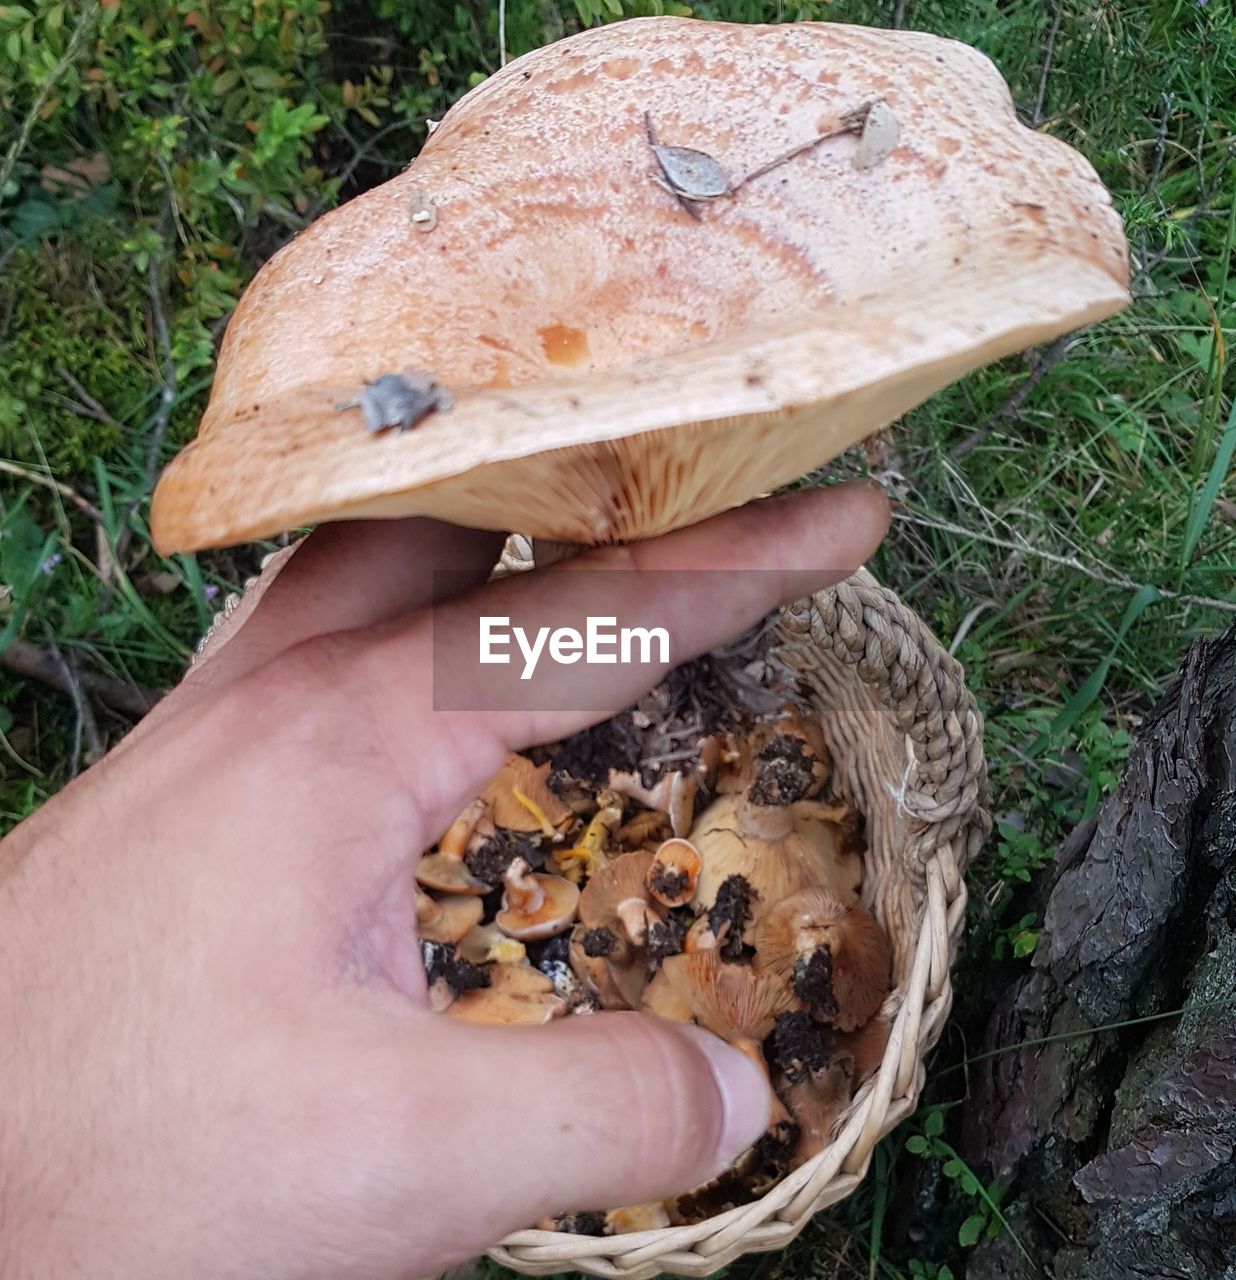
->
<box><xmin>489</xmin><ymin>566</ymin><xmax>988</xmax><ymax>1278</ymax></box>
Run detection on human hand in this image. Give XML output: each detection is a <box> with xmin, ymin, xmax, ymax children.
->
<box><xmin>0</xmin><ymin>483</ymin><xmax>889</xmax><ymax>1280</ymax></box>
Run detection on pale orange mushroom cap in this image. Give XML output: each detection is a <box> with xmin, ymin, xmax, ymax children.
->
<box><xmin>150</xmin><ymin>17</ymin><xmax>1128</xmax><ymax>554</ymax></box>
<box><xmin>496</xmin><ymin>857</ymin><xmax>581</xmax><ymax>940</ymax></box>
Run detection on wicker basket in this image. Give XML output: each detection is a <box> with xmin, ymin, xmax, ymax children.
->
<box><xmin>199</xmin><ymin>544</ymin><xmax>989</xmax><ymax>1279</ymax></box>
<box><xmin>486</xmin><ymin>555</ymin><xmax>990</xmax><ymax>1280</ymax></box>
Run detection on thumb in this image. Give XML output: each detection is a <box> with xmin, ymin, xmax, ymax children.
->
<box><xmin>428</xmin><ymin>1012</ymin><xmax>770</xmax><ymax>1231</ymax></box>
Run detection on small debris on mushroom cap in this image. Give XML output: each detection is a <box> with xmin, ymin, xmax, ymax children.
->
<box><xmin>581</xmin><ymin>925</ymin><xmax>619</xmax><ymax>958</ymax></box>
<box><xmin>344</xmin><ymin>372</ymin><xmax>453</xmax><ymax>434</ymax></box>
<box><xmin>466</xmin><ymin>827</ymin><xmax>543</xmax><ymax>886</ymax></box>
<box><xmin>854</xmin><ymin>99</ymin><xmax>900</xmax><ymax>171</ymax></box>
<box><xmin>747</xmin><ymin>734</ymin><xmax>826</xmax><ymax>806</ymax></box>
<box><xmin>644</xmin><ymin>915</ymin><xmax>686</xmax><ymax>968</ymax></box>
<box><xmin>421</xmin><ymin>940</ymin><xmax>491</xmax><ymax>1000</ymax></box>
<box><xmin>650</xmin><ymin>143</ymin><xmax>733</xmax><ymax>202</ymax></box>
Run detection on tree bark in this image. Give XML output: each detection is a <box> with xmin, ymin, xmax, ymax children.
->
<box><xmin>960</xmin><ymin>625</ymin><xmax>1236</xmax><ymax>1279</ymax></box>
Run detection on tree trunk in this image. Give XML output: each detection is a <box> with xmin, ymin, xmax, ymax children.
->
<box><xmin>960</xmin><ymin>625</ymin><xmax>1236</xmax><ymax>1279</ymax></box>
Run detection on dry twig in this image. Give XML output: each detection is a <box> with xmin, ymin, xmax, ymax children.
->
<box><xmin>1</xmin><ymin>639</ymin><xmax>164</xmax><ymax>717</ymax></box>
<box><xmin>949</xmin><ymin>334</ymin><xmax>1073</xmax><ymax>461</ymax></box>
<box><xmin>0</xmin><ymin>460</ymin><xmax>105</xmax><ymax>524</ymax></box>
<box><xmin>1031</xmin><ymin>1</ymin><xmax>1064</xmax><ymax>127</ymax></box>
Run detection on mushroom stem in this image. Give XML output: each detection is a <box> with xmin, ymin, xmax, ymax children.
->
<box><xmin>735</xmin><ymin>796</ymin><xmax>794</xmax><ymax>841</ymax></box>
<box><xmin>440</xmin><ymin>798</ymin><xmax>487</xmax><ymax>860</ymax></box>
<box><xmin>415</xmin><ymin>888</ymin><xmax>441</xmax><ymax>928</ymax></box>
<box><xmin>503</xmin><ymin>857</ymin><xmax>547</xmax><ymax>915</ymax></box>
<box><xmin>730</xmin><ymin>1033</ymin><xmax>792</xmax><ymax>1129</ymax></box>
<box><xmin>617</xmin><ymin>896</ymin><xmax>660</xmax><ymax>946</ymax></box>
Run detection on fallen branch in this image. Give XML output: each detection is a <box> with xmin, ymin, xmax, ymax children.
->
<box><xmin>0</xmin><ymin>460</ymin><xmax>105</xmax><ymax>524</ymax></box>
<box><xmin>1031</xmin><ymin>1</ymin><xmax>1064</xmax><ymax>127</ymax></box>
<box><xmin>1</xmin><ymin>639</ymin><xmax>164</xmax><ymax>717</ymax></box>
<box><xmin>949</xmin><ymin>333</ymin><xmax>1072</xmax><ymax>461</ymax></box>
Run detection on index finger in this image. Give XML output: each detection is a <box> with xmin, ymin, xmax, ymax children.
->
<box><xmin>314</xmin><ymin>482</ymin><xmax>890</xmax><ymax>841</ymax></box>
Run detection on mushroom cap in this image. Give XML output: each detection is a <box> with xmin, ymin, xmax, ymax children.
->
<box><xmin>482</xmin><ymin>754</ymin><xmax>574</xmax><ymax>834</ymax></box>
<box><xmin>578</xmin><ymin>849</ymin><xmax>659</xmax><ymax>931</ymax></box>
<box><xmin>151</xmin><ymin>17</ymin><xmax>1128</xmax><ymax>555</ymax></box>
<box><xmin>568</xmin><ymin>924</ymin><xmax>648</xmax><ymax>1010</ymax></box>
<box><xmin>457</xmin><ymin>921</ymin><xmax>528</xmax><ymax>966</ymax></box>
<box><xmin>606</xmin><ymin>1203</ymin><xmax>672</xmax><ymax>1234</ymax></box>
<box><xmin>664</xmin><ymin>949</ymin><xmax>795</xmax><ymax>1042</ymax></box>
<box><xmin>640</xmin><ymin>953</ymin><xmax>698</xmax><ymax>1022</ymax></box>
<box><xmin>496</xmin><ymin>869</ymin><xmax>581</xmax><ymax>940</ymax></box>
<box><xmin>782</xmin><ymin>1068</ymin><xmax>851</xmax><ymax>1165</ymax></box>
<box><xmin>414</xmin><ymin>853</ymin><xmax>492</xmax><ymax>896</ymax></box>
<box><xmin>444</xmin><ymin>962</ymin><xmax>566</xmax><ymax>1024</ymax></box>
<box><xmin>689</xmin><ymin>793</ymin><xmax>862</xmax><ymax>912</ymax></box>
<box><xmin>646</xmin><ymin>837</ymin><xmax>703</xmax><ymax>907</ymax></box>
<box><xmin>751</xmin><ymin>886</ymin><xmax>892</xmax><ymax>1031</ymax></box>
<box><xmin>415</xmin><ymin>890</ymin><xmax>485</xmax><ymax>944</ymax></box>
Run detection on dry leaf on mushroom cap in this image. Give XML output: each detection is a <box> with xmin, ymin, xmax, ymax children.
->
<box><xmin>151</xmin><ymin>18</ymin><xmax>1128</xmax><ymax>555</ymax></box>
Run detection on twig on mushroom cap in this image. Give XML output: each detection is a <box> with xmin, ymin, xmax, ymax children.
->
<box><xmin>646</xmin><ymin>100</ymin><xmax>892</xmax><ymax>208</ymax></box>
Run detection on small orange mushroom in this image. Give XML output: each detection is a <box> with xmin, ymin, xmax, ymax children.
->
<box><xmin>578</xmin><ymin>849</ymin><xmax>662</xmax><ymax>947</ymax></box>
<box><xmin>416</xmin><ymin>798</ymin><xmax>492</xmax><ymax>895</ymax></box>
<box><xmin>496</xmin><ymin>857</ymin><xmax>580</xmax><ymax>940</ymax></box>
<box><xmin>645</xmin><ymin>837</ymin><xmax>702</xmax><ymax>908</ymax></box>
<box><xmin>415</xmin><ymin>889</ymin><xmax>484</xmax><ymax>944</ymax></box>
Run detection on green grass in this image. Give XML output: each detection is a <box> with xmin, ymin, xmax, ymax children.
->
<box><xmin>2</xmin><ymin>0</ymin><xmax>1234</xmax><ymax>1274</ymax></box>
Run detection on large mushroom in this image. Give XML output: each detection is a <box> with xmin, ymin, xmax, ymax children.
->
<box><xmin>689</xmin><ymin>791</ymin><xmax>862</xmax><ymax>918</ymax></box>
<box><xmin>150</xmin><ymin>19</ymin><xmax>1127</xmax><ymax>556</ymax></box>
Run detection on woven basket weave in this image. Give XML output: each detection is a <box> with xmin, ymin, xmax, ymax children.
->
<box><xmin>487</xmin><ymin>549</ymin><xmax>990</xmax><ymax>1280</ymax></box>
<box><xmin>199</xmin><ymin>542</ymin><xmax>989</xmax><ymax>1279</ymax></box>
